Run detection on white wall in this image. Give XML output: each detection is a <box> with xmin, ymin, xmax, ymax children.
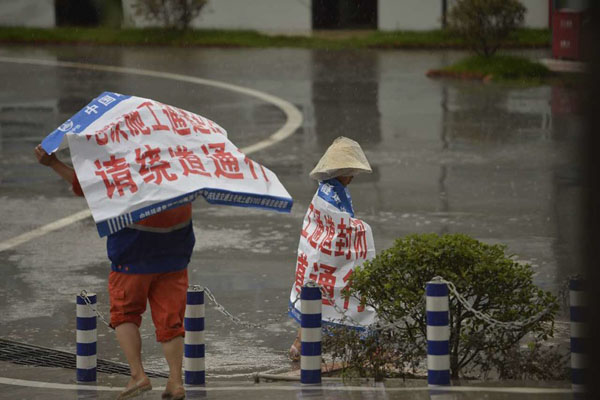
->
<box><xmin>123</xmin><ymin>0</ymin><xmax>311</xmax><ymax>34</ymax></box>
<box><xmin>378</xmin><ymin>0</ymin><xmax>550</xmax><ymax>31</ymax></box>
<box><xmin>0</xmin><ymin>0</ymin><xmax>55</xmax><ymax>28</ymax></box>
<box><xmin>521</xmin><ymin>0</ymin><xmax>550</xmax><ymax>28</ymax></box>
<box><xmin>378</xmin><ymin>0</ymin><xmax>442</xmax><ymax>31</ymax></box>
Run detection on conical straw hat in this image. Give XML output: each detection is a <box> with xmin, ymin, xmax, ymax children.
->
<box><xmin>309</xmin><ymin>136</ymin><xmax>372</xmax><ymax>181</ymax></box>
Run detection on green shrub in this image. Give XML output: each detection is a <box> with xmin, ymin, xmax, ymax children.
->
<box><xmin>341</xmin><ymin>233</ymin><xmax>559</xmax><ymax>379</ymax></box>
<box><xmin>447</xmin><ymin>0</ymin><xmax>526</xmax><ymax>57</ymax></box>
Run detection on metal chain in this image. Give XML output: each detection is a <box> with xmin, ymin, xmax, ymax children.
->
<box><xmin>202</xmin><ymin>287</ymin><xmax>270</xmax><ymax>330</ymax></box>
<box><xmin>430</xmin><ymin>276</ymin><xmax>553</xmax><ymax>330</ymax></box>
<box><xmin>79</xmin><ymin>290</ymin><xmax>111</xmax><ymax>328</ymax></box>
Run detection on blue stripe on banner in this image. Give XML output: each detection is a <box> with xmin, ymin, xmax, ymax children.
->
<box><xmin>76</xmin><ymin>295</ymin><xmax>96</xmax><ymax>305</ymax></box>
<box><xmin>572</xmin><ymin>368</ymin><xmax>586</xmax><ymax>385</ymax></box>
<box><xmin>184</xmin><ymin>318</ymin><xmax>204</xmax><ymax>332</ymax></box>
<box><xmin>301</xmin><ymin>287</ymin><xmax>321</xmax><ymax>301</ymax></box>
<box><xmin>77</xmin><ymin>317</ymin><xmax>97</xmax><ymax>331</ymax></box>
<box><xmin>569</xmin><ymin>280</ymin><xmax>585</xmax><ymax>291</ymax></box>
<box><xmin>184</xmin><ymin>344</ymin><xmax>205</xmax><ymax>358</ymax></box>
<box><xmin>428</xmin><ymin>369</ymin><xmax>450</xmax><ymax>386</ymax></box>
<box><xmin>427</xmin><ymin>340</ymin><xmax>449</xmax><ymax>356</ymax></box>
<box><xmin>77</xmin><ymin>367</ymin><xmax>97</xmax><ymax>382</ymax></box>
<box><xmin>570</xmin><ymin>306</ymin><xmax>587</xmax><ymax>323</ymax></box>
<box><xmin>571</xmin><ymin>337</ymin><xmax>587</xmax><ymax>354</ymax></box>
<box><xmin>301</xmin><ymin>342</ymin><xmax>321</xmax><ymax>357</ymax></box>
<box><xmin>96</xmin><ymin>187</ymin><xmax>294</xmax><ymax>237</ymax></box>
<box><xmin>300</xmin><ymin>369</ymin><xmax>321</xmax><ymax>384</ymax></box>
<box><xmin>42</xmin><ymin>92</ymin><xmax>131</xmax><ymax>154</ymax></box>
<box><xmin>185</xmin><ymin>370</ymin><xmax>205</xmax><ymax>385</ymax></box>
<box><xmin>301</xmin><ymin>313</ymin><xmax>321</xmax><ymax>329</ymax></box>
<box><xmin>76</xmin><ymin>342</ymin><xmax>97</xmax><ymax>357</ymax></box>
<box><xmin>187</xmin><ymin>291</ymin><xmax>204</xmax><ymax>305</ymax></box>
<box><xmin>427</xmin><ymin>311</ymin><xmax>449</xmax><ymax>326</ymax></box>
<box><xmin>426</xmin><ymin>284</ymin><xmax>448</xmax><ymax>297</ymax></box>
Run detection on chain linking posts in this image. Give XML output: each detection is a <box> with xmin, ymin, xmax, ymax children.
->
<box><xmin>76</xmin><ymin>292</ymin><xmax>97</xmax><ymax>382</ymax></box>
<box><xmin>300</xmin><ymin>281</ymin><xmax>322</xmax><ymax>384</ymax></box>
<box><xmin>184</xmin><ymin>286</ymin><xmax>205</xmax><ymax>385</ymax></box>
<box><xmin>569</xmin><ymin>278</ymin><xmax>587</xmax><ymax>392</ymax></box>
<box><xmin>426</xmin><ymin>279</ymin><xmax>450</xmax><ymax>386</ymax></box>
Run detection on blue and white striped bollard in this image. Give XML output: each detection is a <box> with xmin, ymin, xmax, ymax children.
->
<box><xmin>300</xmin><ymin>281</ymin><xmax>322</xmax><ymax>385</ymax></box>
<box><xmin>76</xmin><ymin>292</ymin><xmax>97</xmax><ymax>382</ymax></box>
<box><xmin>426</xmin><ymin>280</ymin><xmax>450</xmax><ymax>386</ymax></box>
<box><xmin>184</xmin><ymin>286</ymin><xmax>205</xmax><ymax>385</ymax></box>
<box><xmin>570</xmin><ymin>279</ymin><xmax>587</xmax><ymax>392</ymax></box>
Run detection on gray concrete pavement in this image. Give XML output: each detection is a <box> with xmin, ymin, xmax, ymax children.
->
<box><xmin>0</xmin><ymin>45</ymin><xmax>584</xmax><ymax>397</ymax></box>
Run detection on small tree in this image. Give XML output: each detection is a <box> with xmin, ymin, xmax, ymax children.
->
<box><xmin>346</xmin><ymin>233</ymin><xmax>558</xmax><ymax>379</ymax></box>
<box><xmin>447</xmin><ymin>0</ymin><xmax>526</xmax><ymax>57</ymax></box>
<box><xmin>132</xmin><ymin>0</ymin><xmax>208</xmax><ymax>30</ymax></box>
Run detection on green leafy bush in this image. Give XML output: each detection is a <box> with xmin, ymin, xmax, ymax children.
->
<box><xmin>447</xmin><ymin>0</ymin><xmax>526</xmax><ymax>57</ymax></box>
<box><xmin>338</xmin><ymin>233</ymin><xmax>559</xmax><ymax>379</ymax></box>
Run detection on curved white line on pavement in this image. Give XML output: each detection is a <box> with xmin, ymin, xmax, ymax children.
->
<box><xmin>0</xmin><ymin>377</ymin><xmax>574</xmax><ymax>394</ymax></box>
<box><xmin>0</xmin><ymin>56</ymin><xmax>303</xmax><ymax>252</ymax></box>
<box><xmin>0</xmin><ymin>209</ymin><xmax>92</xmax><ymax>253</ymax></box>
<box><xmin>0</xmin><ymin>56</ymin><xmax>303</xmax><ymax>155</ymax></box>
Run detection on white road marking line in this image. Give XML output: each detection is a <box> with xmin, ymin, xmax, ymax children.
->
<box><xmin>0</xmin><ymin>377</ymin><xmax>574</xmax><ymax>394</ymax></box>
<box><xmin>0</xmin><ymin>56</ymin><xmax>303</xmax><ymax>253</ymax></box>
<box><xmin>0</xmin><ymin>210</ymin><xmax>92</xmax><ymax>252</ymax></box>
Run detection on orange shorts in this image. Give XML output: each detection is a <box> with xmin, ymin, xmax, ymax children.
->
<box><xmin>108</xmin><ymin>269</ymin><xmax>188</xmax><ymax>342</ymax></box>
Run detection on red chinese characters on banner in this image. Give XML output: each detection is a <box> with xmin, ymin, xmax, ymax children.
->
<box><xmin>201</xmin><ymin>142</ymin><xmax>243</xmax><ymax>179</ymax></box>
<box><xmin>124</xmin><ymin>111</ymin><xmax>151</xmax><ymax>136</ymax></box>
<box><xmin>351</xmin><ymin>219</ymin><xmax>368</xmax><ymax>260</ymax></box>
<box><xmin>138</xmin><ymin>101</ymin><xmax>170</xmax><ymax>132</ymax></box>
<box><xmin>308</xmin><ymin>209</ymin><xmax>325</xmax><ymax>249</ymax></box>
<box><xmin>179</xmin><ymin>109</ymin><xmax>225</xmax><ymax>135</ymax></box>
<box><xmin>163</xmin><ymin>106</ymin><xmax>191</xmax><ymax>136</ymax></box>
<box><xmin>169</xmin><ymin>145</ymin><xmax>210</xmax><ymax>177</ymax></box>
<box><xmin>342</xmin><ymin>269</ymin><xmax>365</xmax><ymax>312</ymax></box>
<box><xmin>110</xmin><ymin>123</ymin><xmax>128</xmax><ymax>144</ymax></box>
<box><xmin>94</xmin><ymin>155</ymin><xmax>138</xmax><ymax>198</ymax></box>
<box><xmin>86</xmin><ymin>100</ymin><xmax>227</xmax><ymax>147</ymax></box>
<box><xmin>319</xmin><ymin>216</ymin><xmax>336</xmax><ymax>256</ymax></box>
<box><xmin>309</xmin><ymin>263</ymin><xmax>337</xmax><ymax>305</ymax></box>
<box><xmin>334</xmin><ymin>218</ymin><xmax>352</xmax><ymax>259</ymax></box>
<box><xmin>302</xmin><ymin>206</ymin><xmax>369</xmax><ymax>261</ymax></box>
<box><xmin>135</xmin><ymin>145</ymin><xmax>177</xmax><ymax>185</ymax></box>
<box><xmin>243</xmin><ymin>155</ymin><xmax>269</xmax><ymax>182</ymax></box>
<box><xmin>301</xmin><ymin>204</ymin><xmax>314</xmax><ymax>239</ymax></box>
<box><xmin>294</xmin><ymin>252</ymin><xmax>309</xmax><ymax>294</ymax></box>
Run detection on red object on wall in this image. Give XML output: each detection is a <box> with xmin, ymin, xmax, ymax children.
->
<box><xmin>552</xmin><ymin>9</ymin><xmax>588</xmax><ymax>61</ymax></box>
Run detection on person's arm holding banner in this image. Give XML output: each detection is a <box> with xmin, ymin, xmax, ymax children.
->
<box><xmin>34</xmin><ymin>144</ymin><xmax>77</xmax><ymax>190</ymax></box>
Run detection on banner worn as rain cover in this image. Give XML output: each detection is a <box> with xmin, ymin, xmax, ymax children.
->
<box><xmin>288</xmin><ymin>182</ymin><xmax>376</xmax><ymax>328</ymax></box>
<box><xmin>42</xmin><ymin>92</ymin><xmax>293</xmax><ymax>237</ymax></box>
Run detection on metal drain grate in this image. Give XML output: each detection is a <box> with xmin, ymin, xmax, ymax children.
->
<box><xmin>0</xmin><ymin>338</ymin><xmax>168</xmax><ymax>378</ymax></box>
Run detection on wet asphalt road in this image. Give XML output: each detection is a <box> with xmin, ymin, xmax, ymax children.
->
<box><xmin>0</xmin><ymin>44</ymin><xmax>584</xmax><ymax>387</ymax></box>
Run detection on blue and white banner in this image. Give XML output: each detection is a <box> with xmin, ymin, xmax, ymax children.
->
<box><xmin>289</xmin><ymin>181</ymin><xmax>376</xmax><ymax>328</ymax></box>
<box><xmin>42</xmin><ymin>92</ymin><xmax>293</xmax><ymax>237</ymax></box>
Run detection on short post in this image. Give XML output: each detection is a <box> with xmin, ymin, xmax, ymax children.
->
<box><xmin>76</xmin><ymin>292</ymin><xmax>97</xmax><ymax>382</ymax></box>
<box><xmin>426</xmin><ymin>280</ymin><xmax>450</xmax><ymax>386</ymax></box>
<box><xmin>184</xmin><ymin>286</ymin><xmax>205</xmax><ymax>385</ymax></box>
<box><xmin>300</xmin><ymin>281</ymin><xmax>322</xmax><ymax>385</ymax></box>
<box><xmin>570</xmin><ymin>278</ymin><xmax>587</xmax><ymax>392</ymax></box>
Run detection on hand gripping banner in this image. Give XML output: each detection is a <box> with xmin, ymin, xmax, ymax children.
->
<box><xmin>42</xmin><ymin>92</ymin><xmax>293</xmax><ymax>237</ymax></box>
<box><xmin>289</xmin><ymin>181</ymin><xmax>376</xmax><ymax>328</ymax></box>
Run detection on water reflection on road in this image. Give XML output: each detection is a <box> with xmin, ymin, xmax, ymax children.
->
<box><xmin>0</xmin><ymin>45</ymin><xmax>583</xmax><ymax>376</ymax></box>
